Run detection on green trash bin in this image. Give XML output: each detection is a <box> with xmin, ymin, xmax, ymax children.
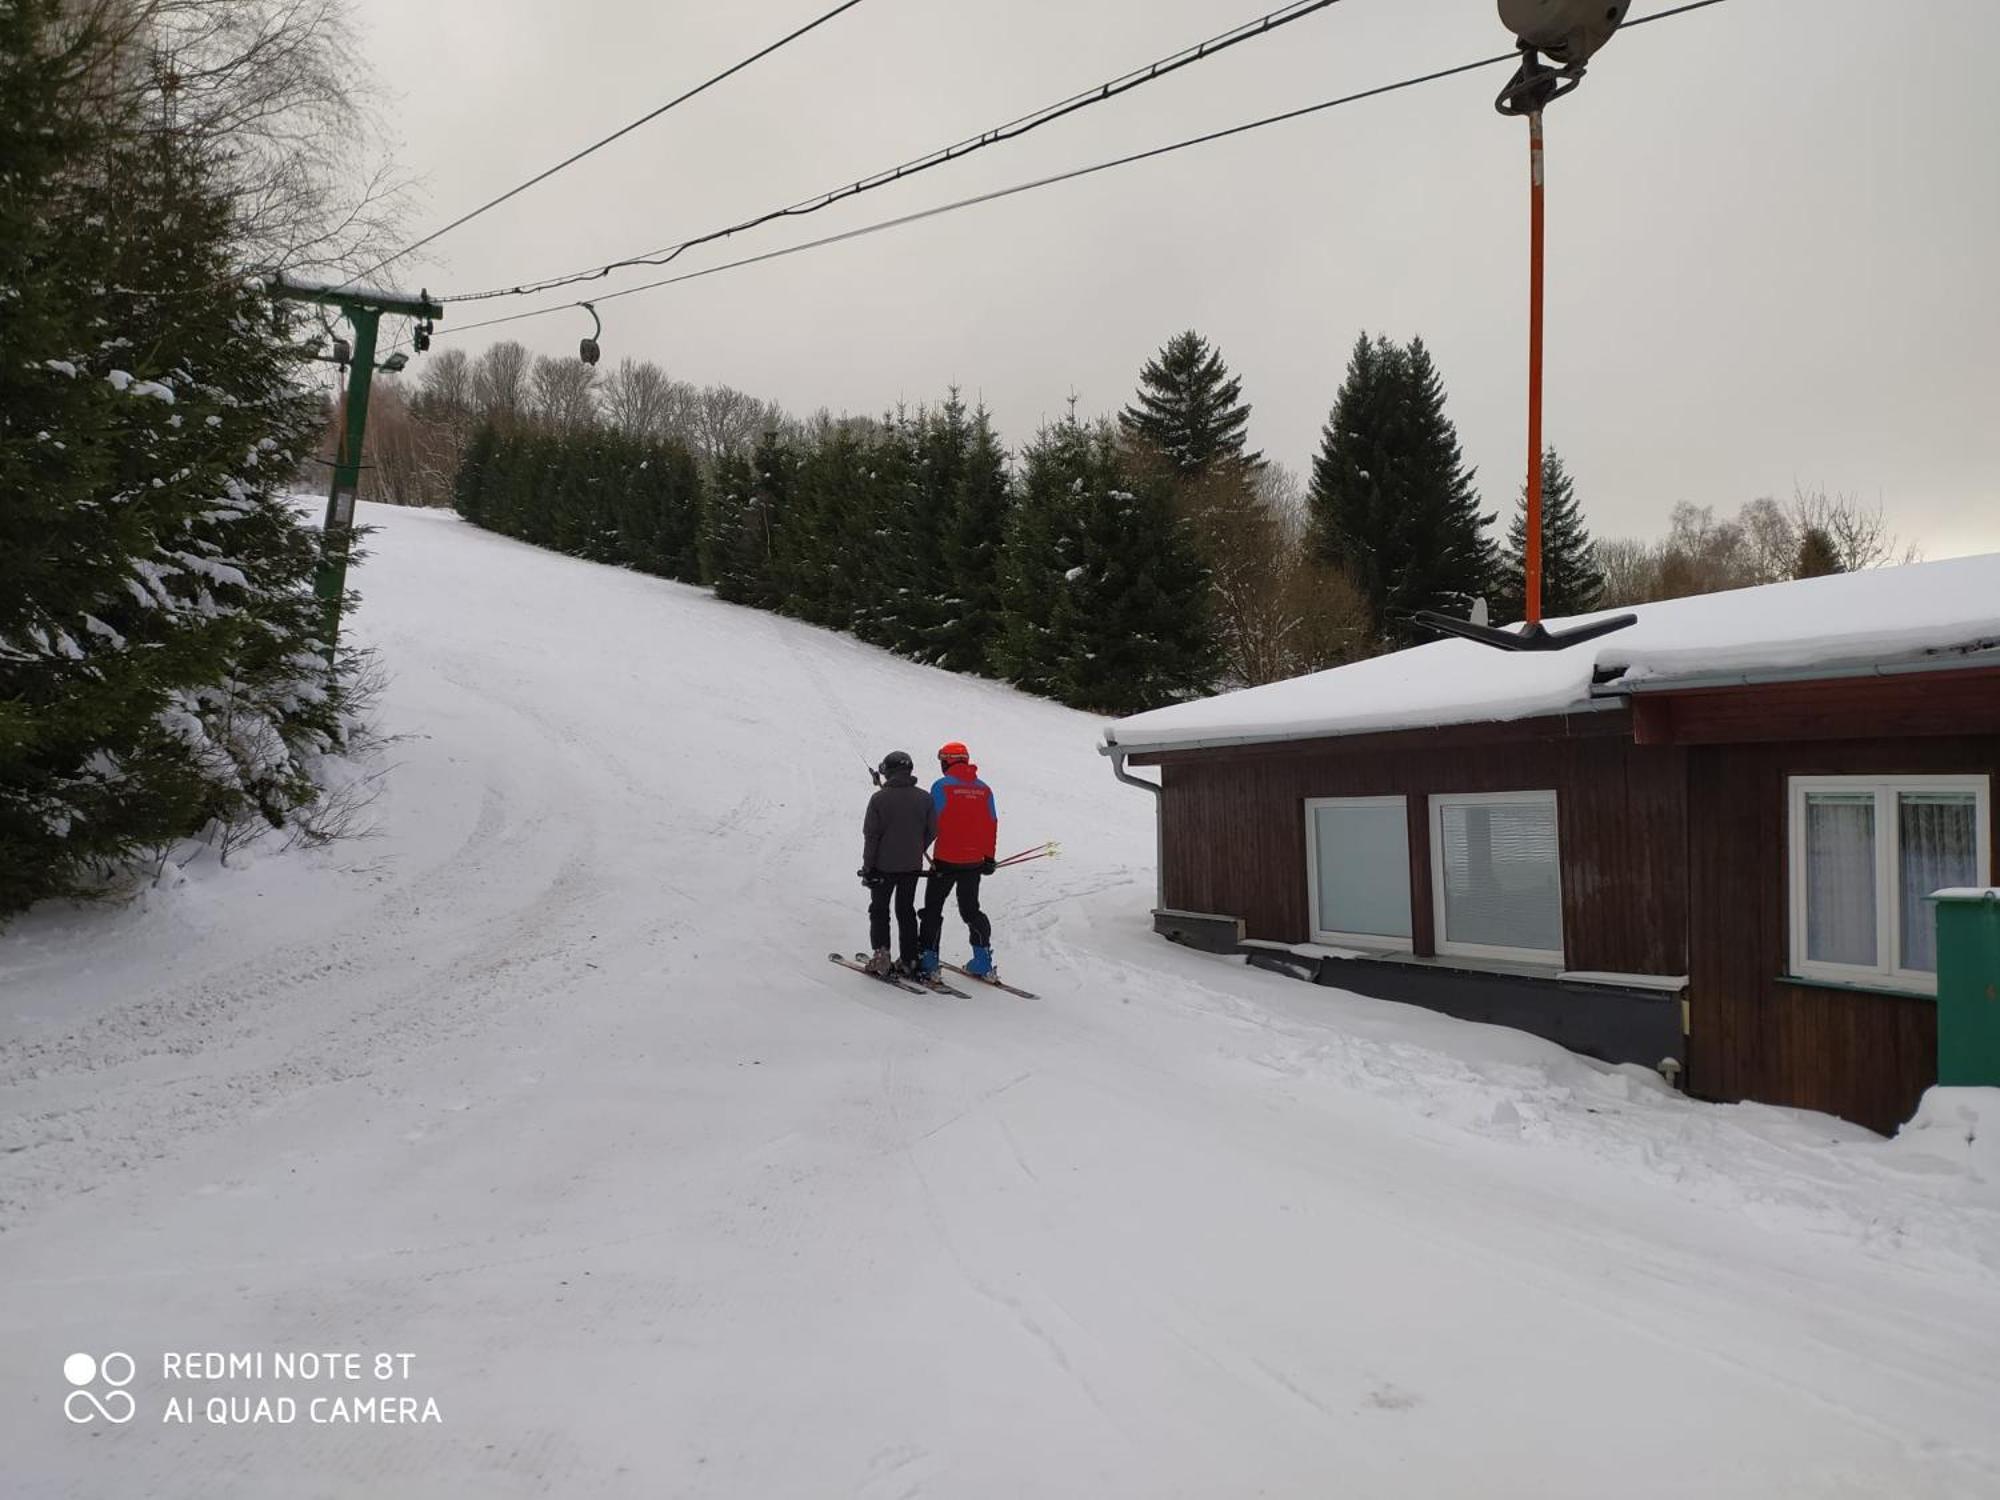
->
<box><xmin>1935</xmin><ymin>888</ymin><xmax>2000</xmax><ymax>1087</ymax></box>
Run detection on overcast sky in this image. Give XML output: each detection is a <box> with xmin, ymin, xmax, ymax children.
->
<box><xmin>350</xmin><ymin>0</ymin><xmax>2000</xmax><ymax>558</ymax></box>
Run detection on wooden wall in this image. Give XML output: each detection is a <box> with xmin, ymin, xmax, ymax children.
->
<box><xmin>1147</xmin><ymin>712</ymin><xmax>1690</xmax><ymax>978</ymax></box>
<box><xmin>1138</xmin><ymin>693</ymin><xmax>1999</xmax><ymax>1134</ymax></box>
<box><xmin>1686</xmin><ymin>734</ymin><xmax>2000</xmax><ymax>1133</ymax></box>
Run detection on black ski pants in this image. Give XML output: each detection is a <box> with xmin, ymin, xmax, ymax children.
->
<box><xmin>920</xmin><ymin>864</ymin><xmax>991</xmax><ymax>953</ymax></box>
<box><xmin>868</xmin><ymin>872</ymin><xmax>923</xmax><ymax>960</ymax></box>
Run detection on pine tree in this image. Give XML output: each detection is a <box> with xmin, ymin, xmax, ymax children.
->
<box><xmin>1492</xmin><ymin>449</ymin><xmax>1605</xmax><ymax>623</ymax></box>
<box><xmin>1308</xmin><ymin>334</ymin><xmax>1496</xmax><ymax>647</ymax></box>
<box><xmin>1118</xmin><ymin>330</ymin><xmax>1261</xmax><ymax>478</ymax></box>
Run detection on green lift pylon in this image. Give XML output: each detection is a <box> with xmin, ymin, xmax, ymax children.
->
<box><xmin>265</xmin><ymin>272</ymin><xmax>444</xmax><ymax>659</ymax></box>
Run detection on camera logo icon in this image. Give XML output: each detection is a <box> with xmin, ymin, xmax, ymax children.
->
<box><xmin>63</xmin><ymin>1353</ymin><xmax>136</xmax><ymax>1425</ymax></box>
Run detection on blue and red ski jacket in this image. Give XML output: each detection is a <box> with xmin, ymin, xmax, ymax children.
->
<box><xmin>931</xmin><ymin>763</ymin><xmax>998</xmax><ymax>867</ymax></box>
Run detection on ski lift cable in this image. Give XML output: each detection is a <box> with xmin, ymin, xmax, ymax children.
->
<box><xmin>340</xmin><ymin>0</ymin><xmax>875</xmax><ymax>291</ymax></box>
<box><xmin>426</xmin><ymin>57</ymin><xmax>1521</xmax><ymax>342</ymax></box>
<box><xmin>439</xmin><ymin>0</ymin><xmax>1357</xmax><ymax>307</ymax></box>
<box><xmin>416</xmin><ymin>0</ymin><xmax>1729</xmax><ymax>347</ymax></box>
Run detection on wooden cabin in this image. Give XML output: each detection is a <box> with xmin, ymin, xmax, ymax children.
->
<box><xmin>1101</xmin><ymin>556</ymin><xmax>2000</xmax><ymax>1133</ymax></box>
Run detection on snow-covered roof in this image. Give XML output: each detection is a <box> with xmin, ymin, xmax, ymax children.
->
<box><xmin>1102</xmin><ymin>553</ymin><xmax>2000</xmax><ymax>755</ymax></box>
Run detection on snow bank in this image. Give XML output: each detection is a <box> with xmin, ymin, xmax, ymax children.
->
<box><xmin>1105</xmin><ymin>552</ymin><xmax>2000</xmax><ymax>751</ymax></box>
<box><xmin>1890</xmin><ymin>1087</ymin><xmax>2000</xmax><ymax>1184</ymax></box>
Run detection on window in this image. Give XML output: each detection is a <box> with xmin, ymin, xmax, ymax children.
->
<box><xmin>1789</xmin><ymin>776</ymin><xmax>1991</xmax><ymax>993</ymax></box>
<box><xmin>1429</xmin><ymin>791</ymin><xmax>1564</xmax><ymax>965</ymax></box>
<box><xmin>1305</xmin><ymin>797</ymin><xmax>1413</xmax><ymax>949</ymax></box>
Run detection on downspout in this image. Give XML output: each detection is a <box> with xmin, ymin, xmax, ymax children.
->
<box><xmin>1103</xmin><ymin>737</ymin><xmax>1164</xmax><ymax>912</ymax></box>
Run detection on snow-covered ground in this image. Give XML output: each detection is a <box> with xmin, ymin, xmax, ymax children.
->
<box><xmin>3</xmin><ymin>504</ymin><xmax>1998</xmax><ymax>1499</ymax></box>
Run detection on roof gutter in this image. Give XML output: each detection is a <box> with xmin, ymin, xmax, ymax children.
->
<box><xmin>1593</xmin><ymin>643</ymin><xmax>2000</xmax><ymax>699</ymax></box>
<box><xmin>1104</xmin><ymin>747</ymin><xmax>1164</xmax><ymax>910</ymax></box>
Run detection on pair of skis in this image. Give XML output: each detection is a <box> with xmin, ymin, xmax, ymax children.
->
<box><xmin>827</xmin><ymin>952</ymin><xmax>1038</xmax><ymax>999</ymax></box>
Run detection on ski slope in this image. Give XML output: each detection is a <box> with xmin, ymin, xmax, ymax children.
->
<box><xmin>3</xmin><ymin>503</ymin><xmax>1998</xmax><ymax>1499</ymax></box>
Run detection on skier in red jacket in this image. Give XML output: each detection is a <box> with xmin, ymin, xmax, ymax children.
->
<box><xmin>918</xmin><ymin>740</ymin><xmax>998</xmax><ymax>978</ymax></box>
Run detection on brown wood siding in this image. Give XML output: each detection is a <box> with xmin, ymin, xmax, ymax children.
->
<box><xmin>1157</xmin><ymin>712</ymin><xmax>1689</xmax><ymax>977</ymax></box>
<box><xmin>1635</xmin><ymin>667</ymin><xmax>2000</xmax><ymax>746</ymax></box>
<box><xmin>1686</xmin><ymin>735</ymin><xmax>2000</xmax><ymax>1133</ymax></box>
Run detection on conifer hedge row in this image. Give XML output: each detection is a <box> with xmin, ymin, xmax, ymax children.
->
<box><xmin>451</xmin><ymin>396</ymin><xmax>1220</xmax><ymax>718</ymax></box>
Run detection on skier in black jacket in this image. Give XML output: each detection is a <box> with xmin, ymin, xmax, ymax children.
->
<box><xmin>859</xmin><ymin>751</ymin><xmax>937</xmax><ymax>976</ymax></box>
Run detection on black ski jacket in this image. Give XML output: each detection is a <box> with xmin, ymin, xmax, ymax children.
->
<box><xmin>863</xmin><ymin>773</ymin><xmax>937</xmax><ymax>876</ymax></box>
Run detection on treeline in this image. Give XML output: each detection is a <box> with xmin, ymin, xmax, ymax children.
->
<box><xmin>2</xmin><ymin>0</ymin><xmax>387</xmax><ymax>917</ymax></box>
<box><xmin>1598</xmin><ymin>489</ymin><xmax>1913</xmax><ymax>605</ymax></box>
<box><xmin>347</xmin><ymin>343</ymin><xmax>788</xmax><ymax>512</ymax></box>
<box><xmin>430</xmin><ymin>327</ymin><xmax>1541</xmax><ymax>711</ymax></box>
<box><xmin>453</xmin><ymin>398</ymin><xmax>1221</xmax><ymax>715</ymax></box>
<box><xmin>423</xmin><ymin>322</ymin><xmax>1912</xmax><ymax>721</ymax></box>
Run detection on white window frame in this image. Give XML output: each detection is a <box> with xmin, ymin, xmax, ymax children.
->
<box><xmin>1303</xmin><ymin>796</ymin><xmax>1413</xmax><ymax>951</ymax></box>
<box><xmin>1428</xmin><ymin>790</ymin><xmax>1565</xmax><ymax>967</ymax></box>
<box><xmin>1787</xmin><ymin>774</ymin><xmax>1992</xmax><ymax>995</ymax></box>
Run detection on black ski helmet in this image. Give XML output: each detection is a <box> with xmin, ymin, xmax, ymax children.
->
<box><xmin>879</xmin><ymin>750</ymin><xmax>914</xmax><ymax>777</ymax></box>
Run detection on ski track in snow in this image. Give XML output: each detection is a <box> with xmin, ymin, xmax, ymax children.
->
<box><xmin>1</xmin><ymin>503</ymin><xmax>1997</xmax><ymax>1499</ymax></box>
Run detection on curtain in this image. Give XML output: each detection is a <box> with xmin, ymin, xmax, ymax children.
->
<box><xmin>1804</xmin><ymin>793</ymin><xmax>1876</xmax><ymax>966</ymax></box>
<box><xmin>1898</xmin><ymin>793</ymin><xmax>1979</xmax><ymax>973</ymax></box>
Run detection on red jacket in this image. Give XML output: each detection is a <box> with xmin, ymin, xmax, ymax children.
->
<box><xmin>930</xmin><ymin>763</ymin><xmax>998</xmax><ymax>866</ymax></box>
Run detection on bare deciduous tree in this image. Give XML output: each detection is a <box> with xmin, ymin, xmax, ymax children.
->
<box><xmin>415</xmin><ymin>346</ymin><xmax>473</xmax><ymax>420</ymax></box>
<box><xmin>1788</xmin><ymin>486</ymin><xmax>1917</xmax><ymax>572</ymax></box>
<box><xmin>692</xmin><ymin>384</ymin><xmax>784</xmax><ymax>465</ymax></box>
<box><xmin>1598</xmin><ymin>489</ymin><xmax>1919</xmax><ymax>606</ymax></box>
<box><xmin>1130</xmin><ymin>446</ymin><xmax>1370</xmax><ymax>687</ymax></box>
<box><xmin>77</xmin><ymin>0</ymin><xmax>411</xmax><ymax>273</ymax></box>
<box><xmin>1254</xmin><ymin>461</ymin><xmax>1311</xmax><ymax>548</ymax></box>
<box><xmin>531</xmin><ymin>355</ymin><xmax>599</xmax><ymax>434</ymax></box>
<box><xmin>599</xmin><ymin>358</ymin><xmax>696</xmax><ymax>440</ymax></box>
<box><xmin>470</xmin><ymin>341</ymin><xmax>532</xmax><ymax>426</ymax></box>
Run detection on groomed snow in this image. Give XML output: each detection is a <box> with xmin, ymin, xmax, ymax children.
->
<box><xmin>1104</xmin><ymin>551</ymin><xmax>2000</xmax><ymax>752</ymax></box>
<box><xmin>3</xmin><ymin>506</ymin><xmax>1999</xmax><ymax>1497</ymax></box>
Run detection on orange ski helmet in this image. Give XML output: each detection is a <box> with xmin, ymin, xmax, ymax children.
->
<box><xmin>937</xmin><ymin>741</ymin><xmax>970</xmax><ymax>767</ymax></box>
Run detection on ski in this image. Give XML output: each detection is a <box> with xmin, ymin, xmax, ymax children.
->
<box><xmin>828</xmin><ymin>951</ymin><xmax>930</xmax><ymax>994</ymax></box>
<box><xmin>827</xmin><ymin>952</ymin><xmax>968</xmax><ymax>998</ymax></box>
<box><xmin>865</xmin><ymin>955</ymin><xmax>972</xmax><ymax>999</ymax></box>
<box><xmin>941</xmin><ymin>962</ymin><xmax>1038</xmax><ymax>999</ymax></box>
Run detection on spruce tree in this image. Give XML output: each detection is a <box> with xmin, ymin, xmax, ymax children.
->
<box><xmin>453</xmin><ymin>423</ymin><xmax>499</xmax><ymax>526</ymax></box>
<box><xmin>1</xmin><ymin>7</ymin><xmax>350</xmax><ymax>911</ymax></box>
<box><xmin>1492</xmin><ymin>449</ymin><xmax>1605</xmax><ymax>623</ymax></box>
<box><xmin>1794</xmin><ymin>526</ymin><xmax>1842</xmax><ymax>579</ymax></box>
<box><xmin>998</xmin><ymin>418</ymin><xmax>1218</xmax><ymax>712</ymax></box>
<box><xmin>1308</xmin><ymin>334</ymin><xmax>1496</xmax><ymax>647</ymax></box>
<box><xmin>706</xmin><ymin>429</ymin><xmax>795</xmax><ymax>611</ymax></box>
<box><xmin>934</xmin><ymin>406</ymin><xmax>1013</xmax><ymax>677</ymax></box>
<box><xmin>1118</xmin><ymin>330</ymin><xmax>1260</xmax><ymax>478</ymax></box>
<box><xmin>887</xmin><ymin>398</ymin><xmax>970</xmax><ymax>660</ymax></box>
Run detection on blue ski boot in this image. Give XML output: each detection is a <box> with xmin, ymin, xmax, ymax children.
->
<box><xmin>964</xmin><ymin>946</ymin><xmax>995</xmax><ymax>979</ymax></box>
<box><xmin>918</xmin><ymin>948</ymin><xmax>941</xmax><ymax>979</ymax></box>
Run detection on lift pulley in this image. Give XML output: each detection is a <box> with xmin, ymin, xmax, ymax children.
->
<box><xmin>1495</xmin><ymin>0</ymin><xmax>1631</xmax><ymax>111</ymax></box>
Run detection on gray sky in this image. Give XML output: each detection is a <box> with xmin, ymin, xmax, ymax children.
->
<box><xmin>351</xmin><ymin>0</ymin><xmax>2000</xmax><ymax>558</ymax></box>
